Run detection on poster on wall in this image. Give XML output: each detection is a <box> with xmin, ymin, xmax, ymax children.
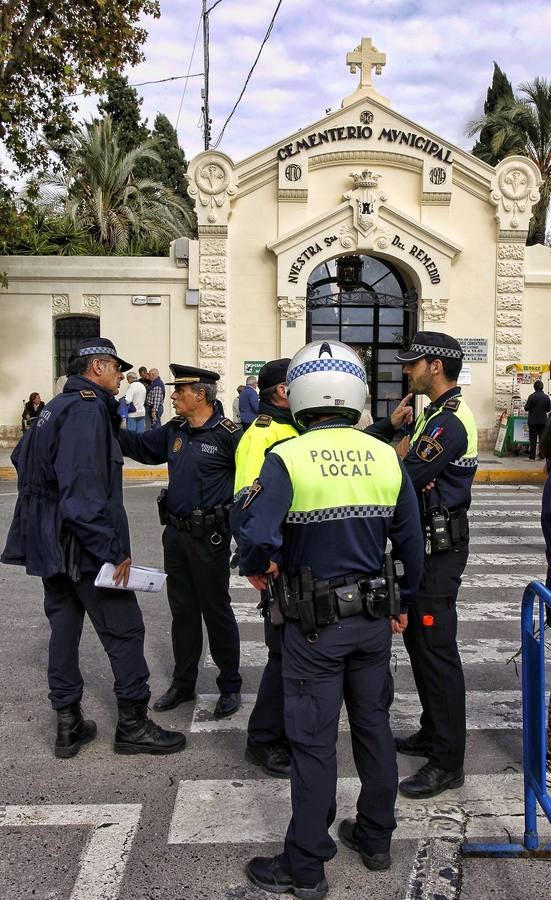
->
<box><xmin>512</xmin><ymin>417</ymin><xmax>529</xmax><ymax>443</ymax></box>
<box><xmin>457</xmin><ymin>365</ymin><xmax>472</xmax><ymax>385</ymax></box>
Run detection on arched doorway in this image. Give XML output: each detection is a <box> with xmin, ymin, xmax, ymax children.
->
<box><xmin>306</xmin><ymin>255</ymin><xmax>417</xmax><ymax>420</ymax></box>
<box><xmin>54</xmin><ymin>315</ymin><xmax>100</xmax><ymax>378</ymax></box>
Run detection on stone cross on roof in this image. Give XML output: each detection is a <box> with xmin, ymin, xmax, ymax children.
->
<box><xmin>346</xmin><ymin>38</ymin><xmax>386</xmax><ymax>89</ymax></box>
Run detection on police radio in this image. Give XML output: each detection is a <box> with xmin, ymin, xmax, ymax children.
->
<box><xmin>427</xmin><ymin>507</ymin><xmax>452</xmax><ymax>553</ymax></box>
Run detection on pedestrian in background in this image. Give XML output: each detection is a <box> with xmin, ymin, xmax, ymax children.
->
<box><xmin>232</xmin><ymin>385</ymin><xmax>245</xmax><ymax>424</ymax></box>
<box><xmin>124</xmin><ymin>371</ymin><xmax>147</xmax><ymax>433</ymax></box>
<box><xmin>239</xmin><ymin>375</ymin><xmax>259</xmax><ymax>430</ymax></box>
<box><xmin>138</xmin><ymin>366</ymin><xmax>151</xmax><ymax>388</ymax></box>
<box><xmin>145</xmin><ymin>367</ymin><xmax>165</xmax><ymax>430</ymax></box>
<box><xmin>21</xmin><ymin>392</ymin><xmax>45</xmax><ymax>431</ymax></box>
<box><xmin>524</xmin><ymin>380</ymin><xmax>550</xmax><ymax>460</ymax></box>
<box><xmin>1</xmin><ymin>338</ymin><xmax>186</xmax><ymax>758</ymax></box>
<box><xmin>119</xmin><ymin>364</ymin><xmax>243</xmax><ymax>720</ymax></box>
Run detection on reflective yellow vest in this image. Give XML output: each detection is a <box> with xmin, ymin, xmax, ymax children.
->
<box><xmin>412</xmin><ymin>393</ymin><xmax>478</xmax><ymax>464</ymax></box>
<box><xmin>234</xmin><ymin>415</ymin><xmax>298</xmax><ymax>499</ymax></box>
<box><xmin>270</xmin><ymin>425</ymin><xmax>403</xmax><ymax>522</ymax></box>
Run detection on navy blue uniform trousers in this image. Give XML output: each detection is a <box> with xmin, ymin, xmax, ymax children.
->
<box><xmin>162</xmin><ymin>525</ymin><xmax>241</xmax><ymax>695</ymax></box>
<box><xmin>248</xmin><ymin>610</ymin><xmax>285</xmax><ymax>745</ymax></box>
<box><xmin>402</xmin><ymin>545</ymin><xmax>469</xmax><ymax>771</ymax></box>
<box><xmin>281</xmin><ymin>617</ymin><xmax>396</xmax><ymax>884</ymax></box>
<box><xmin>43</xmin><ymin>573</ymin><xmax>150</xmax><ymax>710</ymax></box>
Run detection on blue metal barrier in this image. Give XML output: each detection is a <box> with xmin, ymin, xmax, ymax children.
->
<box><xmin>461</xmin><ymin>581</ymin><xmax>551</xmax><ymax>858</ymax></box>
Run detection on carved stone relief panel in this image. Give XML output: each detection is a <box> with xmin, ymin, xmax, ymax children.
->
<box><xmin>52</xmin><ymin>294</ymin><xmax>70</xmax><ymax>316</ymax></box>
<box><xmin>491</xmin><ymin>156</ymin><xmax>541</xmax><ymax>233</ymax></box>
<box><xmin>421</xmin><ymin>298</ymin><xmax>448</xmax><ymax>323</ymax></box>
<box><xmin>187</xmin><ymin>152</ymin><xmax>238</xmax><ymax>227</ymax></box>
<box><xmin>82</xmin><ymin>294</ymin><xmax>101</xmax><ymax>315</ymax></box>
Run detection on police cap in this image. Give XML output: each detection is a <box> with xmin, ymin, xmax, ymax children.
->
<box><xmin>258</xmin><ymin>358</ymin><xmax>291</xmax><ymax>392</ymax></box>
<box><xmin>69</xmin><ymin>337</ymin><xmax>132</xmax><ymax>373</ymax></box>
<box><xmin>395</xmin><ymin>331</ymin><xmax>463</xmax><ymax>362</ymax></box>
<box><xmin>165</xmin><ymin>363</ymin><xmax>220</xmax><ymax>386</ymax></box>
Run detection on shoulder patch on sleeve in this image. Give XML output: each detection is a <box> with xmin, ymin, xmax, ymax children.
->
<box><xmin>219</xmin><ymin>417</ymin><xmax>239</xmax><ymax>433</ymax></box>
<box><xmin>255</xmin><ymin>414</ymin><xmax>273</xmax><ymax>427</ymax></box>
<box><xmin>79</xmin><ymin>390</ymin><xmax>97</xmax><ymax>400</ymax></box>
<box><xmin>415</xmin><ymin>435</ymin><xmax>444</xmax><ymax>462</ymax></box>
<box><xmin>442</xmin><ymin>397</ymin><xmax>461</xmax><ymax>412</ymax></box>
<box><xmin>243</xmin><ymin>479</ymin><xmax>263</xmax><ymax>509</ymax></box>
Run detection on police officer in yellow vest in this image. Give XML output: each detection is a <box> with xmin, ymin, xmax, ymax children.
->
<box><xmin>394</xmin><ymin>332</ymin><xmax>478</xmax><ymax>801</ymax></box>
<box><xmin>233</xmin><ymin>358</ymin><xmax>297</xmax><ymax>778</ymax></box>
<box><xmin>239</xmin><ymin>340</ymin><xmax>424</xmax><ymax>899</ymax></box>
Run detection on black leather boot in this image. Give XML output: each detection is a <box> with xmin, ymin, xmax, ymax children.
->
<box><xmin>55</xmin><ymin>700</ymin><xmax>97</xmax><ymax>759</ymax></box>
<box><xmin>114</xmin><ymin>699</ymin><xmax>187</xmax><ymax>755</ymax></box>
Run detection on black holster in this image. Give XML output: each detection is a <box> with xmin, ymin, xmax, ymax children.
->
<box><xmin>156</xmin><ymin>488</ymin><xmax>168</xmax><ymax>526</ymax></box>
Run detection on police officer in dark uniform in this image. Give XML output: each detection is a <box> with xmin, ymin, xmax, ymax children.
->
<box><xmin>119</xmin><ymin>364</ymin><xmax>243</xmax><ymax>718</ymax></box>
<box><xmin>239</xmin><ymin>340</ymin><xmax>424</xmax><ymax>898</ymax></box>
<box><xmin>233</xmin><ymin>358</ymin><xmax>297</xmax><ymax>778</ymax></box>
<box><xmin>394</xmin><ymin>331</ymin><xmax>478</xmax><ymax>799</ymax></box>
<box><xmin>1</xmin><ymin>338</ymin><xmax>186</xmax><ymax>758</ymax></box>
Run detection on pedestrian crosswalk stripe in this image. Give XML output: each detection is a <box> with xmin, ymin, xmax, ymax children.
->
<box><xmin>469</xmin><ymin>523</ymin><xmax>540</xmax><ymax>529</ymax></box>
<box><xmin>469</xmin><ymin>509</ymin><xmax>539</xmax><ymax>518</ymax></box>
<box><xmin>0</xmin><ymin>804</ymin><xmax>141</xmax><ymax>900</ymax></box>
<box><xmin>190</xmin><ymin>690</ymin><xmax>523</xmax><ymax>733</ymax></box>
<box><xmin>468</xmin><ymin>553</ymin><xmax>545</xmax><ymax>566</ymax></box>
<box><xmin>205</xmin><ymin>637</ymin><xmax>522</xmax><ymax>669</ymax></box>
<box><xmin>469</xmin><ymin>535</ymin><xmax>544</xmax><ymax>545</ymax></box>
<box><xmin>470</xmin><ymin>499</ymin><xmax>541</xmax><ymax>506</ymax></box>
<box><xmin>167</xmin><ymin>774</ymin><xmax>551</xmax><ymax>845</ymax></box>
<box><xmin>462</xmin><ymin>573</ymin><xmax>545</xmax><ymax>587</ymax></box>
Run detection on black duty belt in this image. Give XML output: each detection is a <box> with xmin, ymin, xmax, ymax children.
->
<box><xmin>166</xmin><ymin>504</ymin><xmax>230</xmax><ymax>544</ymax></box>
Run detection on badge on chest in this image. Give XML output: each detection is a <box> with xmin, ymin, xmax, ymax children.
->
<box><xmin>172</xmin><ymin>437</ymin><xmax>183</xmax><ymax>453</ymax></box>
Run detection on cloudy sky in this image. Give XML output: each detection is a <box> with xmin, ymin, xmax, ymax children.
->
<box><xmin>79</xmin><ymin>0</ymin><xmax>550</xmax><ymax>162</ymax></box>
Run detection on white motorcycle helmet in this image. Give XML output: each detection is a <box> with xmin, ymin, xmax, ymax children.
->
<box><xmin>286</xmin><ymin>340</ymin><xmax>368</xmax><ymax>426</ymax></box>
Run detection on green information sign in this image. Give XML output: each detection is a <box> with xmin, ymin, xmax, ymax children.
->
<box><xmin>244</xmin><ymin>360</ymin><xmax>265</xmax><ymax>376</ymax></box>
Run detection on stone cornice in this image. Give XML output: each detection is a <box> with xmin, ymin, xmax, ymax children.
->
<box><xmin>309</xmin><ymin>149</ymin><xmax>422</xmax><ymax>173</ymax></box>
<box><xmin>421</xmin><ymin>192</ymin><xmax>452</xmax><ymax>205</ymax></box>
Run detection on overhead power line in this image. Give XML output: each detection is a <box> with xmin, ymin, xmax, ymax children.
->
<box><xmin>211</xmin><ymin>0</ymin><xmax>284</xmax><ymax>150</ymax></box>
<box><xmin>67</xmin><ymin>72</ymin><xmax>203</xmax><ymax>98</ymax></box>
<box><xmin>176</xmin><ymin>10</ymin><xmax>203</xmax><ymax>131</ymax></box>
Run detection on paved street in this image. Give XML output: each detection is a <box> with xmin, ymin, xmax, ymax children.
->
<box><xmin>1</xmin><ymin>482</ymin><xmax>551</xmax><ymax>900</ymax></box>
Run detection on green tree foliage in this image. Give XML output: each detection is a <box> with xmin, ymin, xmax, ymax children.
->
<box><xmin>97</xmin><ymin>71</ymin><xmax>150</xmax><ymax>154</ymax></box>
<box><xmin>471</xmin><ymin>63</ymin><xmax>515</xmax><ymax>165</ymax></box>
<box><xmin>0</xmin><ymin>0</ymin><xmax>160</xmax><ymax>172</ymax></box>
<box><xmin>468</xmin><ymin>77</ymin><xmax>551</xmax><ymax>245</ymax></box>
<box><xmin>31</xmin><ymin>116</ymin><xmax>195</xmax><ymax>254</ymax></box>
<box><xmin>150</xmin><ymin>113</ymin><xmax>196</xmax><ymax>234</ymax></box>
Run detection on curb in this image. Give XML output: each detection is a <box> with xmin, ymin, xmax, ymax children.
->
<box><xmin>474</xmin><ymin>468</ymin><xmax>546</xmax><ymax>484</ymax></box>
<box><xmin>0</xmin><ymin>466</ymin><xmax>545</xmax><ymax>485</ymax></box>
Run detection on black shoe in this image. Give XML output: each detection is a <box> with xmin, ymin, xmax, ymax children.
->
<box><xmin>55</xmin><ymin>701</ymin><xmax>97</xmax><ymax>759</ymax></box>
<box><xmin>245</xmin><ymin>855</ymin><xmax>328</xmax><ymax>899</ymax></box>
<box><xmin>395</xmin><ymin>731</ymin><xmax>432</xmax><ymax>758</ymax></box>
<box><xmin>399</xmin><ymin>761</ymin><xmax>464</xmax><ymax>799</ymax></box>
<box><xmin>246</xmin><ymin>741</ymin><xmax>291</xmax><ymax>778</ymax></box>
<box><xmin>153</xmin><ymin>685</ymin><xmax>196</xmax><ymax>712</ymax></box>
<box><xmin>214</xmin><ymin>692</ymin><xmax>241</xmax><ymax>719</ymax></box>
<box><xmin>114</xmin><ymin>700</ymin><xmax>187</xmax><ymax>755</ymax></box>
<box><xmin>337</xmin><ymin>819</ymin><xmax>391</xmax><ymax>871</ymax></box>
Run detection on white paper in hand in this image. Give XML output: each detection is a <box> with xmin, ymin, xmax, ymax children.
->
<box><xmin>94</xmin><ymin>563</ymin><xmax>167</xmax><ymax>593</ymax></box>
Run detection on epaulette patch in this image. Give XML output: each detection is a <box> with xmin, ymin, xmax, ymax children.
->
<box><xmin>442</xmin><ymin>397</ymin><xmax>461</xmax><ymax>412</ymax></box>
<box><xmin>219</xmin><ymin>417</ymin><xmax>239</xmax><ymax>433</ymax></box>
<box><xmin>243</xmin><ymin>479</ymin><xmax>263</xmax><ymax>509</ymax></box>
<box><xmin>255</xmin><ymin>415</ymin><xmax>273</xmax><ymax>428</ymax></box>
<box><xmin>79</xmin><ymin>390</ymin><xmax>96</xmax><ymax>400</ymax></box>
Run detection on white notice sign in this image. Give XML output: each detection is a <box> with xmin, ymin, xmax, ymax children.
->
<box><xmin>458</xmin><ymin>338</ymin><xmax>488</xmax><ymax>362</ymax></box>
<box><xmin>457</xmin><ymin>365</ymin><xmax>472</xmax><ymax>385</ymax></box>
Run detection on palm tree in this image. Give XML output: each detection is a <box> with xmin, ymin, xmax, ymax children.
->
<box><xmin>31</xmin><ymin>116</ymin><xmax>195</xmax><ymax>253</ymax></box>
<box><xmin>467</xmin><ymin>77</ymin><xmax>551</xmax><ymax>245</ymax></box>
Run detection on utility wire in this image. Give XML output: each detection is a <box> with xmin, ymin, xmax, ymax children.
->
<box><xmin>211</xmin><ymin>0</ymin><xmax>283</xmax><ymax>149</ymax></box>
<box><xmin>175</xmin><ymin>10</ymin><xmax>203</xmax><ymax>131</ymax></box>
<box><xmin>66</xmin><ymin>73</ymin><xmax>203</xmax><ymax>98</ymax></box>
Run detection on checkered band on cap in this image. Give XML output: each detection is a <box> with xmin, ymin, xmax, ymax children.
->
<box><xmin>410</xmin><ymin>343</ymin><xmax>463</xmax><ymax>359</ymax></box>
<box><xmin>79</xmin><ymin>346</ymin><xmax>117</xmax><ymax>357</ymax></box>
<box><xmin>287</xmin><ymin>358</ymin><xmax>367</xmax><ymax>384</ymax></box>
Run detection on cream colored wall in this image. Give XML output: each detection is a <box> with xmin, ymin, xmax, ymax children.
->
<box><xmin>227</xmin><ymin>180</ymin><xmax>280</xmax><ymax>393</ymax></box>
<box><xmin>0</xmin><ymin>256</ymin><xmax>193</xmax><ymax>434</ymax></box>
<box><xmin>522</xmin><ymin>244</ymin><xmax>551</xmax><ymax>401</ymax></box>
<box><xmin>308</xmin><ymin>163</ymin><xmax>420</xmax><ymax>223</ymax></box>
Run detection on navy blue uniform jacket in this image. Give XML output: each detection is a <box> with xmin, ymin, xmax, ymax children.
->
<box><xmin>119</xmin><ymin>410</ymin><xmax>242</xmax><ymax>515</ymax></box>
<box><xmin>1</xmin><ymin>376</ymin><xmax>131</xmax><ymax>578</ymax></box>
